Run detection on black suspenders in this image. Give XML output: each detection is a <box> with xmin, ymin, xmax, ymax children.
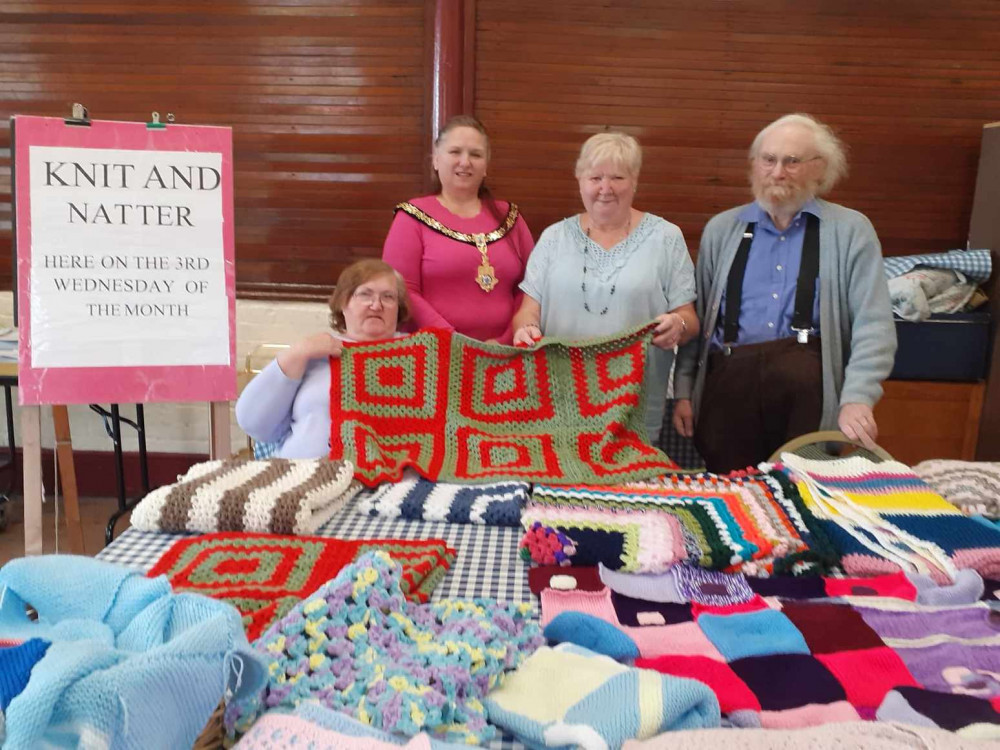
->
<box><xmin>723</xmin><ymin>213</ymin><xmax>820</xmax><ymax>346</ymax></box>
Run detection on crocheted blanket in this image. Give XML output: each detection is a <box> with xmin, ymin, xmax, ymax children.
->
<box><xmin>131</xmin><ymin>457</ymin><xmax>361</xmax><ymax>536</ymax></box>
<box><xmin>912</xmin><ymin>459</ymin><xmax>1000</xmax><ymax>518</ymax></box>
<box><xmin>526</xmin><ymin>470</ymin><xmax>839</xmax><ymax>575</ymax></box>
<box><xmin>355</xmin><ymin>470</ymin><xmax>528</xmax><ymax>527</ymax></box>
<box><xmin>778</xmin><ymin>454</ymin><xmax>1000</xmax><ymax>583</ymax></box>
<box><xmin>147</xmin><ymin>532</ymin><xmax>455</xmax><ymax>640</ymax></box>
<box><xmin>329</xmin><ymin>324</ymin><xmax>678</xmax><ymax>486</ymax></box>
<box><xmin>225</xmin><ymin>552</ymin><xmax>543</xmax><ymax>745</ymax></box>
<box><xmin>537</xmin><ymin>570</ymin><xmax>1000</xmax><ymax>734</ymax></box>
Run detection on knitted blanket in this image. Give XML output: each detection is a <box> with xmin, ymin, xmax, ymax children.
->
<box><xmin>355</xmin><ymin>470</ymin><xmax>528</xmax><ymax>527</ymax></box>
<box><xmin>527</xmin><ymin>471</ymin><xmax>838</xmax><ymax>575</ymax></box>
<box><xmin>147</xmin><ymin>532</ymin><xmax>455</xmax><ymax>640</ymax></box>
<box><xmin>224</xmin><ymin>551</ymin><xmax>543</xmax><ymax>745</ymax></box>
<box><xmin>131</xmin><ymin>457</ymin><xmax>361</xmax><ymax>535</ymax></box>
<box><xmin>538</xmin><ymin>580</ymin><xmax>1000</xmax><ymax>732</ymax></box>
<box><xmin>778</xmin><ymin>454</ymin><xmax>1000</xmax><ymax>583</ymax></box>
<box><xmin>912</xmin><ymin>459</ymin><xmax>1000</xmax><ymax>518</ymax></box>
<box><xmin>0</xmin><ymin>555</ymin><xmax>266</xmax><ymax>750</ymax></box>
<box><xmin>329</xmin><ymin>324</ymin><xmax>678</xmax><ymax>486</ymax></box>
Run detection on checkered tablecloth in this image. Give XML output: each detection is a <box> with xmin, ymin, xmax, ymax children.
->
<box><xmin>97</xmin><ymin>493</ymin><xmax>533</xmax><ymax>749</ymax></box>
<box><xmin>883</xmin><ymin>248</ymin><xmax>992</xmax><ymax>283</ymax></box>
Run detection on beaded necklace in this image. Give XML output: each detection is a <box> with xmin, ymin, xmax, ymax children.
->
<box><xmin>581</xmin><ymin>216</ymin><xmax>630</xmax><ymax>316</ymax></box>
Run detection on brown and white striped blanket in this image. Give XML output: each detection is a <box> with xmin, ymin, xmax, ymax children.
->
<box><xmin>912</xmin><ymin>459</ymin><xmax>1000</xmax><ymax>518</ymax></box>
<box><xmin>131</xmin><ymin>458</ymin><xmax>361</xmax><ymax>535</ymax></box>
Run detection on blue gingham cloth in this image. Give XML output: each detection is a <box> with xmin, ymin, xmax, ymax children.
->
<box><xmin>883</xmin><ymin>248</ymin><xmax>992</xmax><ymax>284</ymax></box>
<box><xmin>99</xmin><ymin>492</ymin><xmax>533</xmax><ymax>749</ymax></box>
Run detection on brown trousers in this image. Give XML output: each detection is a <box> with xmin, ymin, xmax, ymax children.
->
<box><xmin>694</xmin><ymin>337</ymin><xmax>823</xmax><ymax>473</ymax></box>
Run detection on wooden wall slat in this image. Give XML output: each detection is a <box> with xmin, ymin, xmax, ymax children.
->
<box><xmin>474</xmin><ymin>1</ymin><xmax>1000</xmax><ymax>258</ymax></box>
<box><xmin>0</xmin><ymin>0</ymin><xmax>430</xmax><ymax>294</ymax></box>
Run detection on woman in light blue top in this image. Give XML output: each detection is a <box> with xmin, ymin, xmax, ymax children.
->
<box><xmin>511</xmin><ymin>132</ymin><xmax>699</xmax><ymax>443</ymax></box>
<box><xmin>236</xmin><ymin>259</ymin><xmax>409</xmax><ymax>458</ymax></box>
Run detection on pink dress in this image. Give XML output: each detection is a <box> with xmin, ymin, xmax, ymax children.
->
<box><xmin>382</xmin><ymin>194</ymin><xmax>534</xmax><ymax>344</ymax></box>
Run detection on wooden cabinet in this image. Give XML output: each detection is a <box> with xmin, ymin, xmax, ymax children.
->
<box><xmin>874</xmin><ymin>380</ymin><xmax>985</xmax><ymax>465</ymax></box>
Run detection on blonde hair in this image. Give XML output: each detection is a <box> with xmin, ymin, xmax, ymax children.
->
<box><xmin>328</xmin><ymin>259</ymin><xmax>409</xmax><ymax>332</ymax></box>
<box><xmin>749</xmin><ymin>113</ymin><xmax>849</xmax><ymax>194</ymax></box>
<box><xmin>575</xmin><ymin>131</ymin><xmax>642</xmax><ymax>181</ymax></box>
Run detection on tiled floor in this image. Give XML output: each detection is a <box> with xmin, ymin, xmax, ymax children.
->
<box><xmin>0</xmin><ymin>495</ymin><xmax>130</xmax><ymax>563</ymax></box>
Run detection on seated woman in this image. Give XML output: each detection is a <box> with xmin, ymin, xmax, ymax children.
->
<box><xmin>236</xmin><ymin>259</ymin><xmax>408</xmax><ymax>458</ymax></box>
<box><xmin>382</xmin><ymin>115</ymin><xmax>533</xmax><ymax>344</ymax></box>
<box><xmin>511</xmin><ymin>131</ymin><xmax>699</xmax><ymax>444</ymax></box>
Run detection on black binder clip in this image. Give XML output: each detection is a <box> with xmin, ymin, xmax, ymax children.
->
<box><xmin>64</xmin><ymin>103</ymin><xmax>91</xmax><ymax>127</ymax></box>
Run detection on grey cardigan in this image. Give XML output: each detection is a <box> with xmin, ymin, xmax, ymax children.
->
<box><xmin>674</xmin><ymin>199</ymin><xmax>897</xmax><ymax>430</ymax></box>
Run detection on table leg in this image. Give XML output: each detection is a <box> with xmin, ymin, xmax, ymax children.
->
<box><xmin>20</xmin><ymin>405</ymin><xmax>42</xmax><ymax>556</ymax></box>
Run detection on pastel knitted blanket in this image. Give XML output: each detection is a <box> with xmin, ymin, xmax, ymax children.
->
<box><xmin>147</xmin><ymin>532</ymin><xmax>455</xmax><ymax>640</ymax></box>
<box><xmin>131</xmin><ymin>457</ymin><xmax>361</xmax><ymax>535</ymax></box>
<box><xmin>329</xmin><ymin>324</ymin><xmax>678</xmax><ymax>486</ymax></box>
<box><xmin>356</xmin><ymin>470</ymin><xmax>528</xmax><ymax>526</ymax></box>
<box><xmin>0</xmin><ymin>555</ymin><xmax>267</xmax><ymax>750</ymax></box>
<box><xmin>778</xmin><ymin>454</ymin><xmax>1000</xmax><ymax>583</ymax></box>
<box><xmin>225</xmin><ymin>551</ymin><xmax>543</xmax><ymax>745</ymax></box>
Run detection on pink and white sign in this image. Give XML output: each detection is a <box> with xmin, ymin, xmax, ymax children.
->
<box><xmin>13</xmin><ymin>115</ymin><xmax>236</xmax><ymax>405</ymax></box>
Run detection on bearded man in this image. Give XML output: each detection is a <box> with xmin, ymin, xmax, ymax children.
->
<box><xmin>673</xmin><ymin>113</ymin><xmax>896</xmax><ymax>473</ymax></box>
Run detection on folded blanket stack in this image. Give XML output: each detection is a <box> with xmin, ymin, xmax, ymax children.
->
<box><xmin>148</xmin><ymin>532</ymin><xmax>456</xmax><ymax>640</ymax></box>
<box><xmin>225</xmin><ymin>551</ymin><xmax>543</xmax><ymax>746</ymax></box>
<box><xmin>778</xmin><ymin>454</ymin><xmax>1000</xmax><ymax>583</ymax></box>
<box><xmin>356</xmin><ymin>471</ymin><xmax>528</xmax><ymax>526</ymax></box>
<box><xmin>131</xmin><ymin>457</ymin><xmax>362</xmax><ymax>535</ymax></box>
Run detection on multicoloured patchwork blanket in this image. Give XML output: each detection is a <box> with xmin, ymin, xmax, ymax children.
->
<box><xmin>131</xmin><ymin>457</ymin><xmax>361</xmax><ymax>536</ymax></box>
<box><xmin>147</xmin><ymin>532</ymin><xmax>455</xmax><ymax>640</ymax></box>
<box><xmin>355</xmin><ymin>471</ymin><xmax>528</xmax><ymax>527</ymax></box>
<box><xmin>225</xmin><ymin>552</ymin><xmax>543</xmax><ymax>745</ymax></box>
<box><xmin>527</xmin><ymin>471</ymin><xmax>839</xmax><ymax>575</ymax></box>
<box><xmin>778</xmin><ymin>454</ymin><xmax>1000</xmax><ymax>583</ymax></box>
<box><xmin>329</xmin><ymin>324</ymin><xmax>678</xmax><ymax>486</ymax></box>
<box><xmin>539</xmin><ymin>577</ymin><xmax>1000</xmax><ymax>734</ymax></box>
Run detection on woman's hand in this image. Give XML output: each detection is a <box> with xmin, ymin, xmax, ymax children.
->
<box><xmin>673</xmin><ymin>398</ymin><xmax>695</xmax><ymax>438</ymax></box>
<box><xmin>276</xmin><ymin>333</ymin><xmax>343</xmax><ymax>380</ymax></box>
<box><xmin>651</xmin><ymin>312</ymin><xmax>686</xmax><ymax>350</ymax></box>
<box><xmin>513</xmin><ymin>323</ymin><xmax>542</xmax><ymax>347</ymax></box>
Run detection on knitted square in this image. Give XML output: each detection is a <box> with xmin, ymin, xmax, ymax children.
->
<box><xmin>635</xmin><ymin>655</ymin><xmax>761</xmax><ymax>714</ymax></box>
<box><xmin>483</xmin><ymin>644</ymin><xmax>720</xmax><ymax>748</ymax></box>
<box><xmin>610</xmin><ymin>590</ymin><xmax>693</xmax><ymax>627</ymax></box>
<box><xmin>729</xmin><ymin>654</ymin><xmax>847</xmax><ymax>711</ymax></box>
<box><xmin>823</xmin><ymin>571</ymin><xmax>917</xmax><ymax>600</ymax></box>
<box><xmin>148</xmin><ymin>533</ymin><xmax>455</xmax><ymax>640</ymax></box>
<box><xmin>226</xmin><ymin>552</ymin><xmax>543</xmax><ymax>745</ymax></box>
<box><xmin>779</xmin><ymin>601</ymin><xmax>885</xmax><ymax>654</ymax></box>
<box><xmin>627</xmin><ymin>620</ymin><xmax>727</xmax><ymax>661</ymax></box>
<box><xmin>0</xmin><ymin>638</ymin><xmax>50</xmax><ymax>711</ymax></box>
<box><xmin>539</xmin><ymin>587</ymin><xmax>617</xmax><ymax>628</ymax></box>
<box><xmin>746</xmin><ymin>575</ymin><xmax>827</xmax><ymax>600</ymax></box>
<box><xmin>521</xmin><ymin>504</ymin><xmax>687</xmax><ymax>573</ymax></box>
<box><xmin>130</xmin><ymin>457</ymin><xmax>360</xmax><ymax>535</ymax></box>
<box><xmin>855</xmin><ymin>602</ymin><xmax>1000</xmax><ymax>641</ymax></box>
<box><xmin>696</xmin><ymin>609</ymin><xmax>810</xmax><ymax>661</ymax></box>
<box><xmin>893</xmin><ymin>642</ymin><xmax>1000</xmax><ymax>698</ymax></box>
<box><xmin>815</xmin><ymin>646</ymin><xmax>919</xmax><ymax>710</ymax></box>
<box><xmin>674</xmin><ymin>565</ymin><xmax>754</xmax><ymax>606</ymax></box>
<box><xmin>598</xmin><ymin>564</ymin><xmax>686</xmax><ymax>603</ymax></box>
<box><xmin>759</xmin><ymin>701</ymin><xmax>859</xmax><ymax>729</ymax></box>
<box><xmin>329</xmin><ymin>325</ymin><xmax>680</xmax><ymax>486</ymax></box>
<box><xmin>878</xmin><ymin>686</ymin><xmax>1000</xmax><ymax>732</ymax></box>
<box><xmin>690</xmin><ymin>596</ymin><xmax>771</xmax><ymax>618</ymax></box>
<box><xmin>528</xmin><ymin>565</ymin><xmax>603</xmax><ymax>596</ymax></box>
<box><xmin>355</xmin><ymin>471</ymin><xmax>528</xmax><ymax>527</ymax></box>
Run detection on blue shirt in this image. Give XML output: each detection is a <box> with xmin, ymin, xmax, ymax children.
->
<box><xmin>711</xmin><ymin>200</ymin><xmax>822</xmax><ymax>350</ymax></box>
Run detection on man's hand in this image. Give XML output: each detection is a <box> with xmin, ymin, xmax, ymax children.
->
<box><xmin>673</xmin><ymin>398</ymin><xmax>695</xmax><ymax>438</ymax></box>
<box><xmin>838</xmin><ymin>402</ymin><xmax>878</xmax><ymax>450</ymax></box>
<box><xmin>652</xmin><ymin>312</ymin><xmax>685</xmax><ymax>350</ymax></box>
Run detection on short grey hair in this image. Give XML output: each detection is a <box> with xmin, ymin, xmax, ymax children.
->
<box><xmin>749</xmin><ymin>113</ymin><xmax>848</xmax><ymax>194</ymax></box>
<box><xmin>575</xmin><ymin>131</ymin><xmax>642</xmax><ymax>181</ymax></box>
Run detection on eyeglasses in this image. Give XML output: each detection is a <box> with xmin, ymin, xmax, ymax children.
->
<box><xmin>352</xmin><ymin>289</ymin><xmax>399</xmax><ymax>306</ymax></box>
<box><xmin>757</xmin><ymin>154</ymin><xmax>824</xmax><ymax>172</ymax></box>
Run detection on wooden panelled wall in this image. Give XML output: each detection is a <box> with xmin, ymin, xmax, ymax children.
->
<box><xmin>0</xmin><ymin>0</ymin><xmax>433</xmax><ymax>297</ymax></box>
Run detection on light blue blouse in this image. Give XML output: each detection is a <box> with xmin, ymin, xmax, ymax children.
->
<box><xmin>520</xmin><ymin>213</ymin><xmax>696</xmax><ymax>443</ymax></box>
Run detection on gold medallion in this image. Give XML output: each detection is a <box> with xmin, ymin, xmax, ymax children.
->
<box><xmin>473</xmin><ymin>233</ymin><xmax>498</xmax><ymax>292</ymax></box>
